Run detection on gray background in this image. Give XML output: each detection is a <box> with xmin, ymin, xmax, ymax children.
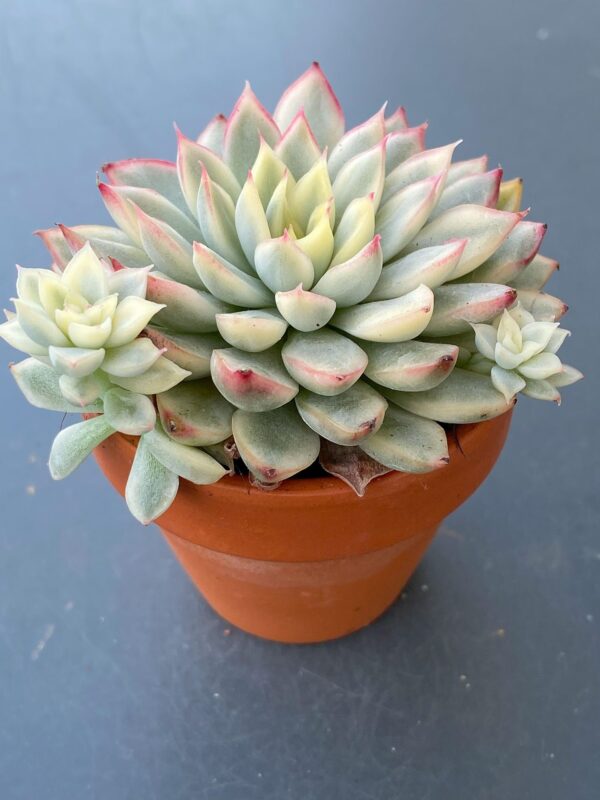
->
<box><xmin>0</xmin><ymin>1</ymin><xmax>598</xmax><ymax>798</ymax></box>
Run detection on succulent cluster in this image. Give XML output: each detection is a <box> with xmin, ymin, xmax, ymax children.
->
<box><xmin>3</xmin><ymin>243</ymin><xmax>186</xmax><ymax>404</ymax></box>
<box><xmin>1</xmin><ymin>63</ymin><xmax>581</xmax><ymax>523</ymax></box>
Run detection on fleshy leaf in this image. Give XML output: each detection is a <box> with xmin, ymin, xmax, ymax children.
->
<box><xmin>234</xmin><ymin>171</ymin><xmax>271</xmax><ymax>264</ymax></box>
<box><xmin>430</xmin><ymin>168</ymin><xmax>502</xmax><ymax>220</ymax></box>
<box><xmin>511</xmin><ymin>254</ymin><xmax>559</xmax><ymax>291</ymax></box>
<box><xmin>467</xmin><ymin>221</ymin><xmax>547</xmax><ymax>283</ymax></box>
<box><xmin>368</xmin><ymin>239</ymin><xmax>467</xmax><ymax>301</ymax></box>
<box><xmin>331</xmin><ymin>284</ymin><xmax>434</xmax><ymax>343</ymax></box>
<box><xmin>197</xmin><ymin>113</ymin><xmax>227</xmax><ymax>154</ymax></box>
<box><xmin>467</xmin><ymin>353</ymin><xmax>494</xmax><ymax>375</ymax></box>
<box><xmin>144</xmin><ymin>423</ymin><xmax>228</xmax><ymax>484</ymax></box>
<box><xmin>363</xmin><ymin>340</ymin><xmax>458</xmax><ymax>391</ymax></box>
<box><xmin>497</xmin><ymin>178</ymin><xmax>523</xmax><ymax>212</ymax></box>
<box><xmin>10</xmin><ymin>358</ymin><xmax>103</xmax><ymax>412</ymax></box>
<box><xmin>313</xmin><ymin>235</ymin><xmax>383</xmax><ymax>306</ymax></box>
<box><xmin>13</xmin><ymin>300</ymin><xmax>69</xmax><ymax>347</ymax></box>
<box><xmin>331</xmin><ymin>195</ymin><xmax>376</xmax><ymax>267</ymax></box>
<box><xmin>384</xmin><ymin>367</ymin><xmax>514</xmax><ymax>423</ymax></box>
<box><xmin>384</xmin><ymin>106</ymin><xmax>408</xmax><ymax>133</ymax></box>
<box><xmin>516</xmin><ymin>289</ymin><xmax>568</xmax><ymax>321</ymax></box>
<box><xmin>34</xmin><ymin>226</ymin><xmax>73</xmax><ymax>269</ymax></box>
<box><xmin>251</xmin><ymin>137</ymin><xmax>288</xmax><ymax>207</ymax></box>
<box><xmin>375</xmin><ymin>173</ymin><xmax>446</xmax><ymax>262</ymax></box>
<box><xmin>295</xmin><ymin>381</ymin><xmax>387</xmax><ymax>445</ymax></box>
<box><xmin>99</xmin><ymin>182</ymin><xmax>202</xmax><ymax>246</ymax></box>
<box><xmin>109</xmin><ymin>356</ymin><xmax>190</xmax><ymax>394</ymax></box>
<box><xmin>425</xmin><ymin>284</ymin><xmax>517</xmax><ymax>336</ymax></box>
<box><xmin>232</xmin><ymin>404</ymin><xmax>320</xmax><ymax>483</ymax></box>
<box><xmin>193</xmin><ymin>242</ymin><xmax>273</xmax><ymax>307</ymax></box>
<box><xmin>446</xmin><ymin>156</ymin><xmax>488</xmax><ymax>186</ymax></box>
<box><xmin>133</xmin><ymin>205</ymin><xmax>202</xmax><ymax>289</ymax></box>
<box><xmin>60</xmin><ymin>240</ymin><xmax>110</xmax><ymax>302</ymax></box>
<box><xmin>471</xmin><ymin>322</ymin><xmax>497</xmax><ymax>360</ymax></box>
<box><xmin>294</xmin><ymin>205</ymin><xmax>335</xmax><ymax>281</ymax></box>
<box><xmin>382</xmin><ymin>142</ymin><xmax>459</xmax><ymax>204</ymax></box>
<box><xmin>144</xmin><ymin>327</ymin><xmax>224</xmax><ymax>379</ymax></box>
<box><xmin>274</xmin><ymin>62</ymin><xmax>344</xmax><ymax>152</ymax></box>
<box><xmin>0</xmin><ymin>317</ymin><xmax>48</xmax><ymax>356</ymax></box>
<box><xmin>59</xmin><ymin>371</ymin><xmax>111</xmax><ymax>407</ymax></box>
<box><xmin>49</xmin><ymin>416</ymin><xmax>115</xmax><ymax>480</ymax></box>
<box><xmin>66</xmin><ymin>317</ymin><xmax>112</xmax><ymax>349</ymax></box>
<box><xmin>146</xmin><ymin>273</ymin><xmax>230</xmax><ymax>333</ymax></box>
<box><xmin>385</xmin><ymin>125</ymin><xmax>427</xmax><ymax>172</ymax></box>
<box><xmin>215</xmin><ymin>309</ymin><xmax>287</xmax><ymax>352</ymax></box>
<box><xmin>60</xmin><ymin>224</ymin><xmax>132</xmax><ymax>247</ymax></box>
<box><xmin>101</xmin><ymin>338</ymin><xmax>164</xmax><ymax>378</ymax></box>
<box><xmin>105</xmin><ymin>296</ymin><xmax>165</xmax><ymax>348</ymax></box>
<box><xmin>36</xmin><ymin>271</ymin><xmax>70</xmax><ymax>317</ymax></box>
<box><xmin>275</xmin><ymin>285</ymin><xmax>336</xmax><ymax>332</ymax></box>
<box><xmin>328</xmin><ymin>106</ymin><xmax>386</xmax><ymax>180</ymax></box>
<box><xmin>522</xmin><ymin>316</ymin><xmax>561</xmax><ymax>350</ymax></box>
<box><xmin>522</xmin><ymin>378</ymin><xmax>562</xmax><ymax>404</ymax></box>
<box><xmin>548</xmin><ymin>364</ymin><xmax>583</xmax><ymax>388</ymax></box>
<box><xmin>16</xmin><ymin>267</ymin><xmax>41</xmax><ymax>304</ymax></box>
<box><xmin>282</xmin><ymin>329</ymin><xmax>367</xmax><ymax>396</ymax></box>
<box><xmin>48</xmin><ymin>346</ymin><xmax>105</xmax><ymax>378</ymax></box>
<box><xmin>60</xmin><ymin>225</ymin><xmax>150</xmax><ymax>268</ymax></box>
<box><xmin>517</xmin><ymin>352</ymin><xmax>562</xmax><ymax>380</ymax></box>
<box><xmin>265</xmin><ymin>172</ymin><xmax>294</xmax><ymax>237</ymax></box>
<box><xmin>107</xmin><ymin>264</ymin><xmax>152</xmax><ymax>300</ymax></box>
<box><xmin>290</xmin><ymin>155</ymin><xmax>333</xmax><ymax>234</ymax></box>
<box><xmin>211</xmin><ymin>347</ymin><xmax>298</xmax><ymax>412</ymax></box>
<box><xmin>332</xmin><ymin>138</ymin><xmax>387</xmax><ymax>218</ymax></box>
<box><xmin>275</xmin><ymin>110</ymin><xmax>321</xmax><ymax>180</ymax></box>
<box><xmin>197</xmin><ymin>167</ymin><xmax>251</xmax><ymax>270</ymax></box>
<box><xmin>254</xmin><ymin>230</ymin><xmax>314</xmax><ymax>292</ymax></box>
<box><xmin>176</xmin><ymin>128</ymin><xmax>241</xmax><ymax>214</ymax></box>
<box><xmin>490</xmin><ymin>365</ymin><xmax>526</xmax><ymax>402</ymax></box>
<box><xmin>103</xmin><ymin>388</ymin><xmax>157</xmax><ymax>435</ymax></box>
<box><xmin>405</xmin><ymin>205</ymin><xmax>523</xmax><ymax>279</ymax></box>
<box><xmin>125</xmin><ymin>437</ymin><xmax>179</xmax><ymax>525</ymax></box>
<box><xmin>158</xmin><ymin>379</ymin><xmax>235</xmax><ymax>446</ymax></box>
<box><xmin>223</xmin><ymin>82</ymin><xmax>281</xmax><ymax>184</ymax></box>
<box><xmin>102</xmin><ymin>158</ymin><xmax>188</xmax><ymax>214</ymax></box>
<box><xmin>360</xmin><ymin>405</ymin><xmax>449</xmax><ymax>472</ymax></box>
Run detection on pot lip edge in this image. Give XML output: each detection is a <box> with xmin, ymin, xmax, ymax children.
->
<box><xmin>98</xmin><ymin>409</ymin><xmax>513</xmax><ymax>500</ymax></box>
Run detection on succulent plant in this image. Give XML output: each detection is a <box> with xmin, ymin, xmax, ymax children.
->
<box><xmin>3</xmin><ymin>63</ymin><xmax>581</xmax><ymax>522</ymax></box>
<box><xmin>469</xmin><ymin>304</ymin><xmax>581</xmax><ymax>403</ymax></box>
<box><xmin>1</xmin><ymin>245</ymin><xmax>227</xmax><ymax>521</ymax></box>
<box><xmin>1</xmin><ymin>242</ymin><xmax>188</xmax><ymax>405</ymax></box>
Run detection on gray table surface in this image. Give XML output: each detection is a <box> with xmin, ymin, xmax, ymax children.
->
<box><xmin>1</xmin><ymin>1</ymin><xmax>598</xmax><ymax>798</ymax></box>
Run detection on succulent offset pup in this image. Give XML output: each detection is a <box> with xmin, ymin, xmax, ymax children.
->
<box><xmin>1</xmin><ymin>63</ymin><xmax>581</xmax><ymax>523</ymax></box>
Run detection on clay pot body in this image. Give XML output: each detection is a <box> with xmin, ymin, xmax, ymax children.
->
<box><xmin>93</xmin><ymin>411</ymin><xmax>512</xmax><ymax>643</ymax></box>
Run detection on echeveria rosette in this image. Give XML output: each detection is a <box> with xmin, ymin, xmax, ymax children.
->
<box><xmin>469</xmin><ymin>305</ymin><xmax>582</xmax><ymax>403</ymax></box>
<box><xmin>16</xmin><ymin>61</ymin><xmax>579</xmax><ymax>511</ymax></box>
<box><xmin>0</xmin><ymin>242</ymin><xmax>189</xmax><ymax>406</ymax></box>
<box><xmin>0</xmin><ymin>244</ymin><xmax>227</xmax><ymax>523</ymax></box>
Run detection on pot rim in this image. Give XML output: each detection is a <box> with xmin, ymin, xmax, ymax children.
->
<box><xmin>104</xmin><ymin>415</ymin><xmax>501</xmax><ymax>499</ymax></box>
<box><xmin>93</xmin><ymin>410</ymin><xmax>513</xmax><ymax>560</ymax></box>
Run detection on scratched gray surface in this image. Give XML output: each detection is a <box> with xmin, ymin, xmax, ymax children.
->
<box><xmin>0</xmin><ymin>1</ymin><xmax>599</xmax><ymax>798</ymax></box>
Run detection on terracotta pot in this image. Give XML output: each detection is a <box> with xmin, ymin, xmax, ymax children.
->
<box><xmin>93</xmin><ymin>410</ymin><xmax>512</xmax><ymax>643</ymax></box>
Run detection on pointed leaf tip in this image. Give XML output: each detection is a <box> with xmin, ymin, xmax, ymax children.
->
<box><xmin>274</xmin><ymin>63</ymin><xmax>344</xmax><ymax>152</ymax></box>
